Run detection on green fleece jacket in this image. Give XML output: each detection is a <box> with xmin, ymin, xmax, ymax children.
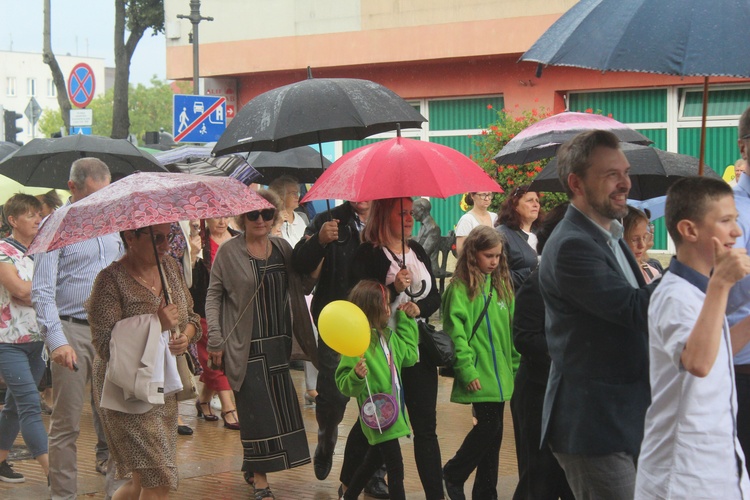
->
<box><xmin>442</xmin><ymin>277</ymin><xmax>519</xmax><ymax>404</ymax></box>
<box><xmin>336</xmin><ymin>310</ymin><xmax>419</xmax><ymax>445</ymax></box>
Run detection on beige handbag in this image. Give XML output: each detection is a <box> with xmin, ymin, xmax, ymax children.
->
<box><xmin>174</xmin><ymin>352</ymin><xmax>197</xmax><ymax>402</ymax></box>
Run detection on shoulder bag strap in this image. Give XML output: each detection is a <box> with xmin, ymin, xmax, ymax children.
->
<box><xmin>468</xmin><ymin>286</ymin><xmax>493</xmax><ymax>344</ymax></box>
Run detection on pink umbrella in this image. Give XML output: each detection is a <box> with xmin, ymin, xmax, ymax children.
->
<box><xmin>301</xmin><ymin>136</ymin><xmax>502</xmax><ymax>203</ymax></box>
<box><xmin>493</xmin><ymin>111</ymin><xmax>653</xmax><ymax>165</ymax></box>
<box><xmin>28</xmin><ymin>171</ymin><xmax>272</xmax><ymax>255</ymax></box>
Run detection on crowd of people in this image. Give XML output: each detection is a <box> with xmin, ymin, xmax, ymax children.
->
<box><xmin>3</xmin><ymin>107</ymin><xmax>750</xmax><ymax>500</ymax></box>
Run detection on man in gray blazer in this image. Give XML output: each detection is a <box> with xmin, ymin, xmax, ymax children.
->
<box><xmin>538</xmin><ymin>130</ymin><xmax>657</xmax><ymax>499</ymax></box>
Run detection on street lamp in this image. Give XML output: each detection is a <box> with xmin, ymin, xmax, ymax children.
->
<box><xmin>177</xmin><ymin>0</ymin><xmax>213</xmax><ymax>96</ymax></box>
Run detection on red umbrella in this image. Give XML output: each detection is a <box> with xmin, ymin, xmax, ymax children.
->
<box><xmin>300</xmin><ymin>136</ymin><xmax>502</xmax><ymax>203</ymax></box>
<box><xmin>27</xmin><ymin>171</ymin><xmax>272</xmax><ymax>255</ymax></box>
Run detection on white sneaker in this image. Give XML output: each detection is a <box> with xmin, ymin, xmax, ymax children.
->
<box><xmin>210</xmin><ymin>394</ymin><xmax>221</xmax><ymax>411</ymax></box>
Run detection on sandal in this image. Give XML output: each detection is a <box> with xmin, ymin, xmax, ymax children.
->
<box><xmin>196</xmin><ymin>399</ymin><xmax>219</xmax><ymax>422</ymax></box>
<box><xmin>252</xmin><ymin>485</ymin><xmax>275</xmax><ymax>500</ymax></box>
<box><xmin>221</xmin><ymin>409</ymin><xmax>241</xmax><ymax>430</ymax></box>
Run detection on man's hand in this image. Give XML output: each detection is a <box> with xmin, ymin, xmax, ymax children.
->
<box><xmin>208</xmin><ymin>350</ymin><xmax>224</xmax><ymax>370</ymax></box>
<box><xmin>712</xmin><ymin>237</ymin><xmax>750</xmax><ymax>286</ymax></box>
<box><xmin>51</xmin><ymin>345</ymin><xmax>78</xmax><ymax>371</ymax></box>
<box><xmin>158</xmin><ymin>303</ymin><xmax>180</xmax><ymax>332</ymax></box>
<box><xmin>318</xmin><ymin>220</ymin><xmax>340</xmax><ymax>245</ymax></box>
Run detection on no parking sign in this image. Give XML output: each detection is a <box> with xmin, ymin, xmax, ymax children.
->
<box><xmin>67</xmin><ymin>63</ymin><xmax>96</xmax><ymax>109</ymax></box>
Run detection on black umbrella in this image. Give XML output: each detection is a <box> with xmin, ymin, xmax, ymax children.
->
<box><xmin>212</xmin><ymin>68</ymin><xmax>426</xmax><ymax>156</ymax></box>
<box><xmin>520</xmin><ymin>0</ymin><xmax>750</xmax><ymax>174</ymax></box>
<box><xmin>0</xmin><ymin>141</ymin><xmax>20</xmax><ymax>162</ymax></box>
<box><xmin>0</xmin><ymin>135</ymin><xmax>167</xmax><ymax>189</ymax></box>
<box><xmin>529</xmin><ymin>143</ymin><xmax>721</xmax><ymax>200</ymax></box>
<box><xmin>246</xmin><ymin>146</ymin><xmax>331</xmax><ymax>183</ymax></box>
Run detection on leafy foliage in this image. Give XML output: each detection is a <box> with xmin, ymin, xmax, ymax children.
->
<box><xmin>472</xmin><ymin>104</ymin><xmax>568</xmax><ymax>212</ymax></box>
<box><xmin>38</xmin><ymin>78</ymin><xmax>192</xmax><ymax>142</ymax></box>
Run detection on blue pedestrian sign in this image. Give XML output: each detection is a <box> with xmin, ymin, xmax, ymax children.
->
<box><xmin>173</xmin><ymin>95</ymin><xmax>226</xmax><ymax>143</ymax></box>
<box><xmin>70</xmin><ymin>127</ymin><xmax>92</xmax><ymax>135</ymax></box>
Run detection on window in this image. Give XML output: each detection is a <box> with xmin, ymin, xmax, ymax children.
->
<box><xmin>678</xmin><ymin>87</ymin><xmax>750</xmax><ymax>121</ymax></box>
<box><xmin>47</xmin><ymin>79</ymin><xmax>56</xmax><ymax>97</ymax></box>
<box><xmin>27</xmin><ymin>78</ymin><xmax>36</xmax><ymax>97</ymax></box>
<box><xmin>6</xmin><ymin>77</ymin><xmax>15</xmax><ymax>97</ymax></box>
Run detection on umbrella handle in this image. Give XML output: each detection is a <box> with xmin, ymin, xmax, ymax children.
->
<box><xmin>404</xmin><ymin>280</ymin><xmax>426</xmax><ymax>299</ymax></box>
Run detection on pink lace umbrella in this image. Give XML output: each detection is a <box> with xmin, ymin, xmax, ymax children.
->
<box><xmin>28</xmin><ymin>171</ymin><xmax>273</xmax><ymax>255</ymax></box>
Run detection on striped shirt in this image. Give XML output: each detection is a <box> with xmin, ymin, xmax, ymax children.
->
<box><xmin>32</xmin><ymin>234</ymin><xmax>123</xmax><ymax>352</ymax></box>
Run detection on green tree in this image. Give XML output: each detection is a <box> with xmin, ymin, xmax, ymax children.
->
<box><xmin>38</xmin><ymin>78</ymin><xmax>191</xmax><ymax>141</ymax></box>
<box><xmin>472</xmin><ymin>105</ymin><xmax>567</xmax><ymax>212</ymax></box>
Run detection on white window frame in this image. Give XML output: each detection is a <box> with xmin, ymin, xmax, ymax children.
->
<box><xmin>47</xmin><ymin>78</ymin><xmax>56</xmax><ymax>97</ymax></box>
<box><xmin>27</xmin><ymin>78</ymin><xmax>36</xmax><ymax>97</ymax></box>
<box><xmin>6</xmin><ymin>77</ymin><xmax>15</xmax><ymax>97</ymax></box>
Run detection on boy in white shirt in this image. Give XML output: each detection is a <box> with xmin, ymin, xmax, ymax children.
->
<box><xmin>636</xmin><ymin>177</ymin><xmax>750</xmax><ymax>498</ymax></box>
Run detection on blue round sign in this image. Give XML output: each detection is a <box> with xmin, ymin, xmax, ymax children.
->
<box><xmin>67</xmin><ymin>63</ymin><xmax>96</xmax><ymax>108</ymax></box>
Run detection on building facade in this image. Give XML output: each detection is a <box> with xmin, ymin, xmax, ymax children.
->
<box><xmin>163</xmin><ymin>0</ymin><xmax>750</xmax><ymax>244</ymax></box>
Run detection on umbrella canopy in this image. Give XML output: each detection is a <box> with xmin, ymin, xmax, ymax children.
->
<box><xmin>153</xmin><ymin>144</ymin><xmax>214</xmax><ymax>166</ymax></box>
<box><xmin>165</xmin><ymin>156</ymin><xmax>261</xmax><ymax>185</ymax></box>
<box><xmin>28</xmin><ymin>171</ymin><xmax>272</xmax><ymax>255</ymax></box>
<box><xmin>0</xmin><ymin>141</ymin><xmax>20</xmax><ymax>161</ymax></box>
<box><xmin>493</xmin><ymin>112</ymin><xmax>653</xmax><ymax>165</ymax></box>
<box><xmin>301</xmin><ymin>137</ymin><xmax>502</xmax><ymax>203</ymax></box>
<box><xmin>529</xmin><ymin>143</ymin><xmax>721</xmax><ymax>200</ymax></box>
<box><xmin>246</xmin><ymin>146</ymin><xmax>331</xmax><ymax>184</ymax></box>
<box><xmin>0</xmin><ymin>135</ymin><xmax>167</xmax><ymax>189</ymax></box>
<box><xmin>521</xmin><ymin>0</ymin><xmax>750</xmax><ymax>78</ymax></box>
<box><xmin>628</xmin><ymin>196</ymin><xmax>667</xmax><ymax>221</ymax></box>
<box><xmin>212</xmin><ymin>72</ymin><xmax>426</xmax><ymax>156</ymax></box>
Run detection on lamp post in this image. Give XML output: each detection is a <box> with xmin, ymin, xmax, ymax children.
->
<box><xmin>177</xmin><ymin>0</ymin><xmax>213</xmax><ymax>96</ymax></box>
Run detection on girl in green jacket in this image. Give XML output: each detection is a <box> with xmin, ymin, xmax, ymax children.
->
<box><xmin>336</xmin><ymin>280</ymin><xmax>419</xmax><ymax>500</ymax></box>
<box><xmin>442</xmin><ymin>225</ymin><xmax>520</xmax><ymax>500</ymax></box>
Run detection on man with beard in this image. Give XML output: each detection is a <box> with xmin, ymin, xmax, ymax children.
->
<box><xmin>538</xmin><ymin>130</ymin><xmax>658</xmax><ymax>499</ymax></box>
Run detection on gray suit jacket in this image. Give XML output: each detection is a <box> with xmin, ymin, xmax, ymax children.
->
<box><xmin>539</xmin><ymin>205</ymin><xmax>657</xmax><ymax>456</ymax></box>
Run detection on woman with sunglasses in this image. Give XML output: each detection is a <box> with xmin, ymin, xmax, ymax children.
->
<box><xmin>455</xmin><ymin>192</ymin><xmax>498</xmax><ymax>255</ymax></box>
<box><xmin>204</xmin><ymin>190</ymin><xmax>318</xmax><ymax>500</ymax></box>
<box><xmin>496</xmin><ymin>185</ymin><xmax>543</xmax><ymax>292</ymax></box>
<box><xmin>88</xmin><ymin>223</ymin><xmax>201</xmax><ymax>499</ymax></box>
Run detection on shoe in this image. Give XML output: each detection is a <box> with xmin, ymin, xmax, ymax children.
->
<box><xmin>304</xmin><ymin>391</ymin><xmax>316</xmax><ymax>406</ymax></box>
<box><xmin>95</xmin><ymin>458</ymin><xmax>108</xmax><ymax>475</ymax></box>
<box><xmin>0</xmin><ymin>460</ymin><xmax>24</xmax><ymax>483</ymax></box>
<box><xmin>177</xmin><ymin>424</ymin><xmax>194</xmax><ymax>435</ymax></box>
<box><xmin>243</xmin><ymin>469</ymin><xmax>254</xmax><ymax>485</ymax></box>
<box><xmin>364</xmin><ymin>475</ymin><xmax>389</xmax><ymax>499</ymax></box>
<box><xmin>442</xmin><ymin>470</ymin><xmax>465</xmax><ymax>500</ymax></box>
<box><xmin>313</xmin><ymin>444</ymin><xmax>333</xmax><ymax>480</ymax></box>
<box><xmin>252</xmin><ymin>485</ymin><xmax>275</xmax><ymax>500</ymax></box>
<box><xmin>221</xmin><ymin>409</ymin><xmax>241</xmax><ymax>430</ymax></box>
<box><xmin>196</xmin><ymin>399</ymin><xmax>219</xmax><ymax>421</ymax></box>
<box><xmin>40</xmin><ymin>399</ymin><xmax>53</xmax><ymax>415</ymax></box>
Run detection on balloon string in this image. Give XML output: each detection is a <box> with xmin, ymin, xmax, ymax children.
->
<box><xmin>364</xmin><ymin>373</ymin><xmax>383</xmax><ymax>434</ymax></box>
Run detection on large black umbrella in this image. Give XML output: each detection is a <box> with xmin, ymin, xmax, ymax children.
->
<box><xmin>246</xmin><ymin>146</ymin><xmax>331</xmax><ymax>183</ymax></box>
<box><xmin>529</xmin><ymin>143</ymin><xmax>721</xmax><ymax>200</ymax></box>
<box><xmin>0</xmin><ymin>135</ymin><xmax>167</xmax><ymax>189</ymax></box>
<box><xmin>519</xmin><ymin>0</ymin><xmax>750</xmax><ymax>173</ymax></box>
<box><xmin>0</xmin><ymin>141</ymin><xmax>20</xmax><ymax>162</ymax></box>
<box><xmin>494</xmin><ymin>111</ymin><xmax>652</xmax><ymax>165</ymax></box>
<box><xmin>212</xmin><ymin>69</ymin><xmax>426</xmax><ymax>156</ymax></box>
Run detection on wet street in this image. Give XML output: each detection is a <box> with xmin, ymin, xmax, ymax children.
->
<box><xmin>0</xmin><ymin>369</ymin><xmax>520</xmax><ymax>499</ymax></box>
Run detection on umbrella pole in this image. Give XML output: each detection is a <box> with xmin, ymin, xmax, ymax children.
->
<box><xmin>316</xmin><ymin>132</ymin><xmax>332</xmax><ymax>215</ymax></box>
<box><xmin>149</xmin><ymin>226</ymin><xmax>171</xmax><ymax>306</ymax></box>
<box><xmin>698</xmin><ymin>76</ymin><xmax>709</xmax><ymax>176</ymax></box>
<box><xmin>400</xmin><ymin>197</ymin><xmax>426</xmax><ymax>299</ymax></box>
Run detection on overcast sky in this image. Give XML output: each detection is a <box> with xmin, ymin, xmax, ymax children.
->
<box><xmin>0</xmin><ymin>1</ymin><xmax>166</xmax><ymax>85</ymax></box>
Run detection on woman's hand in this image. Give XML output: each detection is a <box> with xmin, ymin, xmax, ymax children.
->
<box><xmin>394</xmin><ymin>268</ymin><xmax>412</xmax><ymax>293</ymax></box>
<box><xmin>168</xmin><ymin>332</ymin><xmax>190</xmax><ymax>355</ymax></box>
<box><xmin>354</xmin><ymin>357</ymin><xmax>368</xmax><ymax>379</ymax></box>
<box><xmin>158</xmin><ymin>303</ymin><xmax>179</xmax><ymax>332</ymax></box>
<box><xmin>397</xmin><ymin>301</ymin><xmax>420</xmax><ymax>318</ymax></box>
<box><xmin>467</xmin><ymin>378</ymin><xmax>482</xmax><ymax>392</ymax></box>
<box><xmin>209</xmin><ymin>350</ymin><xmax>224</xmax><ymax>371</ymax></box>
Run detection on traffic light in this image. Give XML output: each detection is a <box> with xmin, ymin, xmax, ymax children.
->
<box><xmin>3</xmin><ymin>110</ymin><xmax>22</xmax><ymax>145</ymax></box>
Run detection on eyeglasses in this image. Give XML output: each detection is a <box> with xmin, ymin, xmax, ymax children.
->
<box><xmin>629</xmin><ymin>233</ymin><xmax>653</xmax><ymax>246</ymax></box>
<box><xmin>286</xmin><ymin>191</ymin><xmax>300</xmax><ymax>198</ymax></box>
<box><xmin>134</xmin><ymin>229</ymin><xmax>175</xmax><ymax>245</ymax></box>
<box><xmin>475</xmin><ymin>193</ymin><xmax>493</xmax><ymax>200</ymax></box>
<box><xmin>245</xmin><ymin>209</ymin><xmax>276</xmax><ymax>222</ymax></box>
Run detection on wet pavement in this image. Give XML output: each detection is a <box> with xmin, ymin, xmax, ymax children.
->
<box><xmin>0</xmin><ymin>369</ymin><xmax>520</xmax><ymax>499</ymax></box>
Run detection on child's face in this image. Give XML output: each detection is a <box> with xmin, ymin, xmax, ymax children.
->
<box><xmin>476</xmin><ymin>244</ymin><xmax>503</xmax><ymax>274</ymax></box>
<box><xmin>694</xmin><ymin>195</ymin><xmax>741</xmax><ymax>257</ymax></box>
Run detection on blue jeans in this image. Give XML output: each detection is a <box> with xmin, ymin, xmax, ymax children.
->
<box><xmin>0</xmin><ymin>341</ymin><xmax>48</xmax><ymax>457</ymax></box>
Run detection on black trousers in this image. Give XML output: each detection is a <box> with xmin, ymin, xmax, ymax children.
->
<box><xmin>510</xmin><ymin>364</ymin><xmax>574</xmax><ymax>500</ymax></box>
<box><xmin>315</xmin><ymin>337</ymin><xmax>350</xmax><ymax>455</ymax></box>
<box><xmin>736</xmin><ymin>370</ymin><xmax>750</xmax><ymax>476</ymax></box>
<box><xmin>343</xmin><ymin>438</ymin><xmax>405</xmax><ymax>500</ymax></box>
<box><xmin>444</xmin><ymin>402</ymin><xmax>505</xmax><ymax>500</ymax></box>
<box><xmin>402</xmin><ymin>354</ymin><xmax>444</xmax><ymax>499</ymax></box>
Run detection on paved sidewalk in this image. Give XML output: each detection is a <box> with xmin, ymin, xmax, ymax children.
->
<box><xmin>0</xmin><ymin>371</ymin><xmax>519</xmax><ymax>499</ymax></box>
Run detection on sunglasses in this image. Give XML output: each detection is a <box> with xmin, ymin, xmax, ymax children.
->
<box><xmin>134</xmin><ymin>229</ymin><xmax>175</xmax><ymax>245</ymax></box>
<box><xmin>245</xmin><ymin>208</ymin><xmax>276</xmax><ymax>222</ymax></box>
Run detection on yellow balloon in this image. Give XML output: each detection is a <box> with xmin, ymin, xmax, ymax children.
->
<box><xmin>318</xmin><ymin>300</ymin><xmax>371</xmax><ymax>357</ymax></box>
